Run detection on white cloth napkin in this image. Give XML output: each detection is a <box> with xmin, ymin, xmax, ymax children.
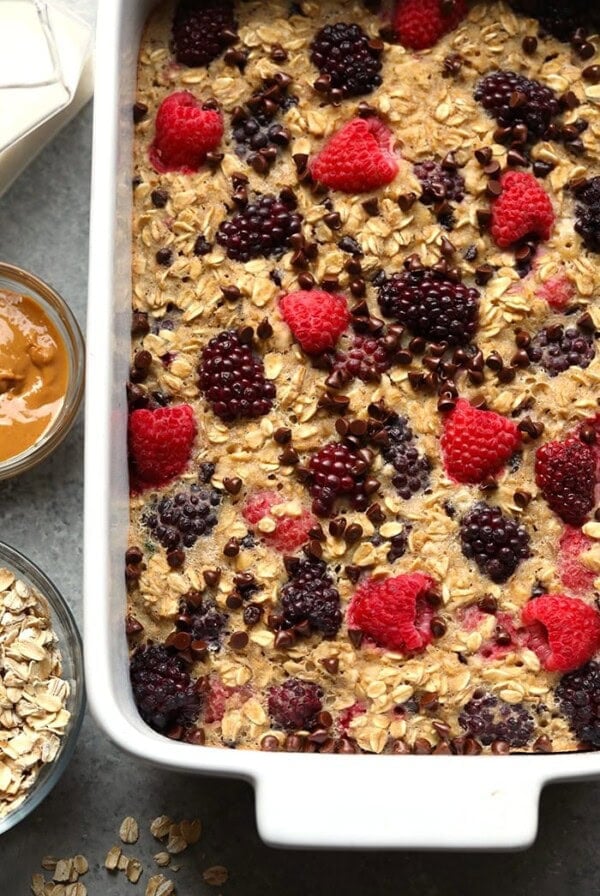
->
<box><xmin>0</xmin><ymin>0</ymin><xmax>94</xmax><ymax>197</ymax></box>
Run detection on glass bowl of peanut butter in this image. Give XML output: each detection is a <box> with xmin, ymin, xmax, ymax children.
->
<box><xmin>0</xmin><ymin>263</ymin><xmax>84</xmax><ymax>477</ymax></box>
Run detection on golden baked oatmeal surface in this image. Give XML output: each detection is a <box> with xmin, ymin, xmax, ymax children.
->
<box><xmin>126</xmin><ymin>0</ymin><xmax>600</xmax><ymax>754</ymax></box>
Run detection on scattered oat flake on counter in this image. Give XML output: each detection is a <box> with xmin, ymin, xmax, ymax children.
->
<box><xmin>146</xmin><ymin>874</ymin><xmax>175</xmax><ymax>896</ymax></box>
<box><xmin>203</xmin><ymin>866</ymin><xmax>229</xmax><ymax>887</ymax></box>
<box><xmin>120</xmin><ymin>815</ymin><xmax>140</xmax><ymax>844</ymax></box>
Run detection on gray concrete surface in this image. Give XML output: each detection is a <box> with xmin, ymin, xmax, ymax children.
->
<box><xmin>0</xmin><ymin>104</ymin><xmax>599</xmax><ymax>896</ymax></box>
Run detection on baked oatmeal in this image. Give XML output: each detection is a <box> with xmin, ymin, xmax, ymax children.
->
<box><xmin>125</xmin><ymin>0</ymin><xmax>600</xmax><ymax>754</ymax></box>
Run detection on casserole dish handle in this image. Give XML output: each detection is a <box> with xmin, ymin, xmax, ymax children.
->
<box><xmin>254</xmin><ymin>759</ymin><xmax>542</xmax><ymax>849</ymax></box>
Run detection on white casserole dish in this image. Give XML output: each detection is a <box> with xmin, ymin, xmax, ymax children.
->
<box><xmin>84</xmin><ymin>0</ymin><xmax>600</xmax><ymax>849</ymax></box>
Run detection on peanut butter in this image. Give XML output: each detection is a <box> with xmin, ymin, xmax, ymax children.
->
<box><xmin>0</xmin><ymin>288</ymin><xmax>68</xmax><ymax>462</ymax></box>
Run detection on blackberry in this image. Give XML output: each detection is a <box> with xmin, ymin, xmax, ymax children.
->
<box><xmin>177</xmin><ymin>593</ymin><xmax>228</xmax><ymax>650</ymax></box>
<box><xmin>216</xmin><ymin>193</ymin><xmax>303</xmax><ymax>262</ymax></box>
<box><xmin>198</xmin><ymin>330</ymin><xmax>276</xmax><ymax>422</ymax></box>
<box><xmin>280</xmin><ymin>556</ymin><xmax>342</xmax><ymax>638</ymax></box>
<box><xmin>527</xmin><ymin>324</ymin><xmax>595</xmax><ymax>376</ymax></box>
<box><xmin>333</xmin><ymin>335</ymin><xmax>391</xmax><ymax>385</ymax></box>
<box><xmin>267</xmin><ymin>678</ymin><xmax>323</xmax><ymax>731</ymax></box>
<box><xmin>306</xmin><ymin>442</ymin><xmax>377</xmax><ymax>517</ymax></box>
<box><xmin>381</xmin><ymin>414</ymin><xmax>430</xmax><ymax>500</ymax></box>
<box><xmin>474</xmin><ymin>70</ymin><xmax>560</xmax><ymax>140</ymax></box>
<box><xmin>172</xmin><ymin>0</ymin><xmax>237</xmax><ymax>67</ymax></box>
<box><xmin>459</xmin><ymin>691</ymin><xmax>535</xmax><ymax>748</ymax></box>
<box><xmin>232</xmin><ymin>75</ymin><xmax>295</xmax><ymax>167</ymax></box>
<box><xmin>144</xmin><ymin>486</ymin><xmax>220</xmax><ymax>551</ymax></box>
<box><xmin>130</xmin><ymin>644</ymin><xmax>201</xmax><ymax>732</ymax></box>
<box><xmin>377</xmin><ymin>268</ymin><xmax>479</xmax><ymax>347</ymax></box>
<box><xmin>310</xmin><ymin>22</ymin><xmax>383</xmax><ymax>100</ymax></box>
<box><xmin>460</xmin><ymin>503</ymin><xmax>530</xmax><ymax>584</ymax></box>
<box><xmin>574</xmin><ymin>176</ymin><xmax>600</xmax><ymax>253</ymax></box>
<box><xmin>509</xmin><ymin>0</ymin><xmax>599</xmax><ymax>41</ymax></box>
<box><xmin>556</xmin><ymin>661</ymin><xmax>600</xmax><ymax>748</ymax></box>
<box><xmin>413</xmin><ymin>160</ymin><xmax>465</xmax><ymax>207</ymax></box>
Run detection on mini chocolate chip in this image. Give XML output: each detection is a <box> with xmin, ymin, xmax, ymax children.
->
<box><xmin>203</xmin><ymin>569</ymin><xmax>221</xmax><ymax>588</ymax></box>
<box><xmin>522</xmin><ymin>35</ymin><xmax>537</xmax><ymax>54</ymax></box>
<box><xmin>345</xmin><ymin>523</ymin><xmax>363</xmax><ymax>544</ymax></box>
<box><xmin>514</xmin><ymin>490</ymin><xmax>532</xmax><ymax>508</ymax></box>
<box><xmin>430</xmin><ymin>617</ymin><xmax>447</xmax><ymax>637</ymax></box>
<box><xmin>348</xmin><ymin>629</ymin><xmax>364</xmax><ymax>648</ymax></box>
<box><xmin>324</xmin><ymin>212</ymin><xmax>342</xmax><ymax>230</ymax></box>
<box><xmin>475</xmin><ymin>264</ymin><xmax>494</xmax><ymax>285</ymax></box>
<box><xmin>166</xmin><ymin>631</ymin><xmax>192</xmax><ymax>651</ymax></box>
<box><xmin>580</xmin><ymin>424</ymin><xmax>596</xmax><ymax>445</ymax></box>
<box><xmin>321</xmin><ymin>273</ymin><xmax>339</xmax><ymax>291</ymax></box>
<box><xmin>321</xmin><ymin>657</ymin><xmax>339</xmax><ymax>675</ymax></box>
<box><xmin>478</xmin><ymin>594</ymin><xmax>498</xmax><ymax>614</ymax></box>
<box><xmin>298</xmin><ymin>272</ymin><xmax>315</xmax><ymax>290</ymax></box>
<box><xmin>270</xmin><ymin>43</ymin><xmax>288</xmax><ymax>62</ymax></box>
<box><xmin>167</xmin><ymin>549</ymin><xmax>185</xmax><ymax>569</ymax></box>
<box><xmin>486</xmin><ymin>180</ymin><xmax>502</xmax><ymax>198</ymax></box>
<box><xmin>261</xmin><ymin>735</ymin><xmax>280</xmax><ymax>751</ymax></box>
<box><xmin>583</xmin><ymin>64</ymin><xmax>600</xmax><ymax>84</ymax></box>
<box><xmin>133</xmin><ymin>101</ymin><xmax>148</xmax><ymax>123</ymax></box>
<box><xmin>223</xmin><ymin>477</ymin><xmax>243</xmax><ymax>495</ymax></box>
<box><xmin>221</xmin><ymin>285</ymin><xmax>241</xmax><ymax>302</ymax></box>
<box><xmin>279</xmin><ymin>447</ymin><xmax>299</xmax><ymax>466</ymax></box>
<box><xmin>126</xmin><ymin>614</ymin><xmax>144</xmax><ymax>635</ymax></box>
<box><xmin>362</xmin><ymin>198</ymin><xmax>379</xmax><ymax>216</ymax></box>
<box><xmin>274</xmin><ymin>629</ymin><xmax>295</xmax><ymax>649</ymax></box>
<box><xmin>229</xmin><ymin>631</ymin><xmax>249</xmax><ymax>650</ymax></box>
<box><xmin>151</xmin><ymin>188</ymin><xmax>169</xmax><ymax>209</ymax></box>
<box><xmin>256</xmin><ymin>318</ymin><xmax>273</xmax><ymax>340</ymax></box>
<box><xmin>491</xmin><ymin>740</ymin><xmax>510</xmax><ymax>755</ymax></box>
<box><xmin>345</xmin><ymin>565</ymin><xmax>362</xmax><ymax>584</ymax></box>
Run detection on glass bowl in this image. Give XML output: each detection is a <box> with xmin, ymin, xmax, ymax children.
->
<box><xmin>0</xmin><ymin>263</ymin><xmax>85</xmax><ymax>479</ymax></box>
<box><xmin>0</xmin><ymin>542</ymin><xmax>85</xmax><ymax>835</ymax></box>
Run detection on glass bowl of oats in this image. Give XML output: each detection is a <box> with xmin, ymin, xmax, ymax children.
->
<box><xmin>0</xmin><ymin>542</ymin><xmax>84</xmax><ymax>835</ymax></box>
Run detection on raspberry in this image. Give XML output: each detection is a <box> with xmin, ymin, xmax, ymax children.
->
<box><xmin>149</xmin><ymin>91</ymin><xmax>223</xmax><ymax>173</ymax></box>
<box><xmin>347</xmin><ymin>572</ymin><xmax>436</xmax><ymax>652</ymax></box>
<box><xmin>574</xmin><ymin>176</ymin><xmax>600</xmax><ymax>254</ymax></box>
<box><xmin>130</xmin><ymin>644</ymin><xmax>201</xmax><ymax>732</ymax></box>
<box><xmin>128</xmin><ymin>404</ymin><xmax>197</xmax><ymax>490</ymax></box>
<box><xmin>556</xmin><ymin>661</ymin><xmax>600</xmax><ymax>748</ymax></box>
<box><xmin>172</xmin><ymin>0</ymin><xmax>237</xmax><ymax>67</ymax></box>
<box><xmin>441</xmin><ymin>399</ymin><xmax>521</xmax><ymax>484</ymax></box>
<box><xmin>267</xmin><ymin>678</ymin><xmax>323</xmax><ymax>731</ymax></box>
<box><xmin>202</xmin><ymin>676</ymin><xmax>232</xmax><ymax>724</ymax></box>
<box><xmin>176</xmin><ymin>592</ymin><xmax>229</xmax><ymax>650</ymax></box>
<box><xmin>144</xmin><ymin>486</ymin><xmax>221</xmax><ymax>551</ymax></box>
<box><xmin>460</xmin><ymin>502</ymin><xmax>530</xmax><ymax>584</ymax></box>
<box><xmin>198</xmin><ymin>330</ymin><xmax>275</xmax><ymax>422</ymax></box>
<box><xmin>381</xmin><ymin>414</ymin><xmax>431</xmax><ymax>499</ymax></box>
<box><xmin>333</xmin><ymin>335</ymin><xmax>392</xmax><ymax>384</ymax></box>
<box><xmin>523</xmin><ymin>594</ymin><xmax>600</xmax><ymax>672</ymax></box>
<box><xmin>458</xmin><ymin>691</ymin><xmax>534</xmax><ymax>748</ymax></box>
<box><xmin>474</xmin><ymin>70</ymin><xmax>560</xmax><ymax>140</ymax></box>
<box><xmin>535</xmin><ymin>437</ymin><xmax>596</xmax><ymax>526</ymax></box>
<box><xmin>242</xmin><ymin>491</ymin><xmax>315</xmax><ymax>554</ymax></box>
<box><xmin>310</xmin><ymin>22</ymin><xmax>383</xmax><ymax>99</ymax></box>
<box><xmin>559</xmin><ymin>527</ymin><xmax>596</xmax><ymax>594</ymax></box>
<box><xmin>526</xmin><ymin>323</ymin><xmax>595</xmax><ymax>377</ymax></box>
<box><xmin>279</xmin><ymin>290</ymin><xmax>349</xmax><ymax>355</ymax></box>
<box><xmin>537</xmin><ymin>272</ymin><xmax>575</xmax><ymax>311</ymax></box>
<box><xmin>279</xmin><ymin>555</ymin><xmax>342</xmax><ymax>638</ymax></box>
<box><xmin>377</xmin><ymin>268</ymin><xmax>479</xmax><ymax>346</ymax></box>
<box><xmin>413</xmin><ymin>159</ymin><xmax>465</xmax><ymax>206</ymax></box>
<box><xmin>305</xmin><ymin>442</ymin><xmax>377</xmax><ymax>517</ymax></box>
<box><xmin>216</xmin><ymin>193</ymin><xmax>303</xmax><ymax>262</ymax></box>
<box><xmin>491</xmin><ymin>171</ymin><xmax>555</xmax><ymax>249</ymax></box>
<box><xmin>393</xmin><ymin>0</ymin><xmax>468</xmax><ymax>51</ymax></box>
<box><xmin>309</xmin><ymin>117</ymin><xmax>399</xmax><ymax>194</ymax></box>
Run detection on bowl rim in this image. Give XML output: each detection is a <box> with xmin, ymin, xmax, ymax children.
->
<box><xmin>0</xmin><ymin>541</ymin><xmax>85</xmax><ymax>836</ymax></box>
<box><xmin>0</xmin><ymin>262</ymin><xmax>85</xmax><ymax>480</ymax></box>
